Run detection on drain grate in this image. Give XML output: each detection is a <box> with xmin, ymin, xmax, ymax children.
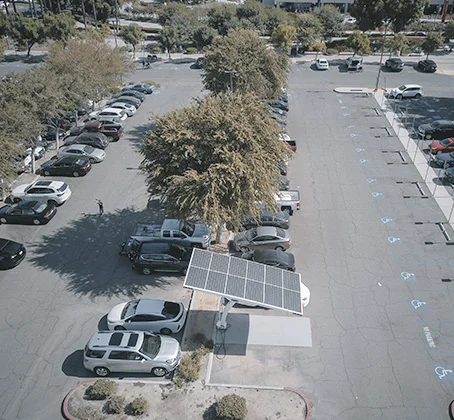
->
<box><xmin>442</xmin><ymin>279</ymin><xmax>452</xmax><ymax>282</ymax></box>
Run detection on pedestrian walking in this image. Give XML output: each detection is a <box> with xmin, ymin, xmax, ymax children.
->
<box><xmin>95</xmin><ymin>199</ymin><xmax>104</xmax><ymax>215</ymax></box>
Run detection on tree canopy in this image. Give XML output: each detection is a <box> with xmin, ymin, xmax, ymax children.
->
<box><xmin>140</xmin><ymin>93</ymin><xmax>292</xmax><ymax>228</ymax></box>
<box><xmin>119</xmin><ymin>24</ymin><xmax>145</xmax><ymax>57</ymax></box>
<box><xmin>207</xmin><ymin>3</ymin><xmax>239</xmax><ymax>36</ymax></box>
<box><xmin>271</xmin><ymin>24</ymin><xmax>296</xmax><ymax>52</ymax></box>
<box><xmin>7</xmin><ymin>14</ymin><xmax>46</xmax><ymax>57</ymax></box>
<box><xmin>422</xmin><ymin>32</ymin><xmax>443</xmax><ymax>58</ymax></box>
<box><xmin>312</xmin><ymin>5</ymin><xmax>343</xmax><ymax>39</ymax></box>
<box><xmin>350</xmin><ymin>0</ymin><xmax>385</xmax><ymax>32</ymax></box>
<box><xmin>346</xmin><ymin>30</ymin><xmax>370</xmax><ymax>55</ymax></box>
<box><xmin>293</xmin><ymin>13</ymin><xmax>323</xmax><ymax>52</ymax></box>
<box><xmin>203</xmin><ymin>29</ymin><xmax>289</xmax><ymax>98</ymax></box>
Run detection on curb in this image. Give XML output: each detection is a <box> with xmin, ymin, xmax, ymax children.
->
<box><xmin>333</xmin><ymin>87</ymin><xmax>374</xmax><ymax>94</ymax></box>
<box><xmin>62</xmin><ymin>380</ymin><xmax>96</xmax><ymax>420</ymax></box>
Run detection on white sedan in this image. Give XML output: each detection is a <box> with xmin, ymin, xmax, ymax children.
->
<box><xmin>89</xmin><ymin>102</ymin><xmax>136</xmax><ymax>118</ymax></box>
<box><xmin>107</xmin><ymin>299</ymin><xmax>187</xmax><ymax>335</ymax></box>
<box><xmin>58</xmin><ymin>144</ymin><xmax>106</xmax><ymax>163</ymax></box>
<box><xmin>315</xmin><ymin>58</ymin><xmax>329</xmax><ymax>70</ymax></box>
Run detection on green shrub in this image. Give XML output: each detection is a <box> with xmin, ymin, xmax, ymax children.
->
<box><xmin>74</xmin><ymin>406</ymin><xmax>105</xmax><ymax>420</ymax></box>
<box><xmin>173</xmin><ymin>345</ymin><xmax>210</xmax><ymax>386</ymax></box>
<box><xmin>216</xmin><ymin>394</ymin><xmax>248</xmax><ymax>420</ymax></box>
<box><xmin>85</xmin><ymin>379</ymin><xmax>117</xmax><ymax>400</ymax></box>
<box><xmin>127</xmin><ymin>397</ymin><xmax>148</xmax><ymax>416</ymax></box>
<box><xmin>310</xmin><ymin>42</ymin><xmax>326</xmax><ymax>52</ymax></box>
<box><xmin>325</xmin><ymin>48</ymin><xmax>338</xmax><ymax>55</ymax></box>
<box><xmin>185</xmin><ymin>47</ymin><xmax>198</xmax><ymax>54</ymax></box>
<box><xmin>104</xmin><ymin>395</ymin><xmax>126</xmax><ymax>414</ymax></box>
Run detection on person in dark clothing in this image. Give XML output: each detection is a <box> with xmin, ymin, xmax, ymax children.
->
<box><xmin>95</xmin><ymin>199</ymin><xmax>104</xmax><ymax>215</ymax></box>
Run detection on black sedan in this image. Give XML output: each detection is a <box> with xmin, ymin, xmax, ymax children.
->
<box><xmin>266</xmin><ymin>99</ymin><xmax>288</xmax><ymax>112</ymax></box>
<box><xmin>0</xmin><ymin>201</ymin><xmax>57</xmax><ymax>225</ymax></box>
<box><xmin>434</xmin><ymin>152</ymin><xmax>454</xmax><ymax>168</ymax></box>
<box><xmin>418</xmin><ymin>59</ymin><xmax>437</xmax><ymax>73</ymax></box>
<box><xmin>42</xmin><ymin>126</ymin><xmax>67</xmax><ymax>142</ymax></box>
<box><xmin>385</xmin><ymin>58</ymin><xmax>404</xmax><ymax>71</ymax></box>
<box><xmin>112</xmin><ymin>90</ymin><xmax>145</xmax><ymax>102</ymax></box>
<box><xmin>241</xmin><ymin>249</ymin><xmax>296</xmax><ymax>271</ymax></box>
<box><xmin>122</xmin><ymin>83</ymin><xmax>155</xmax><ymax>94</ymax></box>
<box><xmin>63</xmin><ymin>132</ymin><xmax>109</xmax><ymax>150</ymax></box>
<box><xmin>39</xmin><ymin>156</ymin><xmax>92</xmax><ymax>177</ymax></box>
<box><xmin>444</xmin><ymin>167</ymin><xmax>454</xmax><ymax>183</ymax></box>
<box><xmin>0</xmin><ymin>238</ymin><xmax>26</xmax><ymax>269</ymax></box>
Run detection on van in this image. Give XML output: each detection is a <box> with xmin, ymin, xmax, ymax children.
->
<box><xmin>83</xmin><ymin>330</ymin><xmax>181</xmax><ymax>377</ymax></box>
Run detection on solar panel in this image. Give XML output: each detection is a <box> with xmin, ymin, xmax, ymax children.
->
<box><xmin>184</xmin><ymin>248</ymin><xmax>304</xmax><ymax>315</ymax></box>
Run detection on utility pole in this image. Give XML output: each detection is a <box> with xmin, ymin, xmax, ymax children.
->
<box><xmin>374</xmin><ymin>21</ymin><xmax>389</xmax><ymax>92</ymax></box>
<box><xmin>224</xmin><ymin>70</ymin><xmax>236</xmax><ymax>92</ymax></box>
<box><xmin>92</xmin><ymin>0</ymin><xmax>98</xmax><ymax>30</ymax></box>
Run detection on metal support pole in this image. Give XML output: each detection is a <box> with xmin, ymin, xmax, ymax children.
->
<box><xmin>374</xmin><ymin>22</ymin><xmax>389</xmax><ymax>92</ymax></box>
<box><xmin>223</xmin><ymin>70</ymin><xmax>236</xmax><ymax>92</ymax></box>
<box><xmin>448</xmin><ymin>200</ymin><xmax>454</xmax><ymax>223</ymax></box>
<box><xmin>424</xmin><ymin>160</ymin><xmax>431</xmax><ymax>181</ymax></box>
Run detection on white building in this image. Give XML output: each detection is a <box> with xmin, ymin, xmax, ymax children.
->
<box><xmin>261</xmin><ymin>0</ymin><xmax>449</xmax><ymax>14</ymax></box>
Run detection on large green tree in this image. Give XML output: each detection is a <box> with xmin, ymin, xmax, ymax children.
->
<box><xmin>346</xmin><ymin>30</ymin><xmax>370</xmax><ymax>55</ymax></box>
<box><xmin>350</xmin><ymin>0</ymin><xmax>385</xmax><ymax>32</ymax></box>
<box><xmin>422</xmin><ymin>32</ymin><xmax>443</xmax><ymax>59</ymax></box>
<box><xmin>8</xmin><ymin>14</ymin><xmax>46</xmax><ymax>57</ymax></box>
<box><xmin>140</xmin><ymin>92</ymin><xmax>291</xmax><ymax>229</ymax></box>
<box><xmin>236</xmin><ymin>0</ymin><xmax>265</xmax><ymax>33</ymax></box>
<box><xmin>443</xmin><ymin>20</ymin><xmax>454</xmax><ymax>42</ymax></box>
<box><xmin>384</xmin><ymin>0</ymin><xmax>429</xmax><ymax>33</ymax></box>
<box><xmin>207</xmin><ymin>3</ymin><xmax>239</xmax><ymax>36</ymax></box>
<box><xmin>203</xmin><ymin>29</ymin><xmax>289</xmax><ymax>98</ymax></box>
<box><xmin>312</xmin><ymin>5</ymin><xmax>343</xmax><ymax>39</ymax></box>
<box><xmin>293</xmin><ymin>13</ymin><xmax>323</xmax><ymax>52</ymax></box>
<box><xmin>192</xmin><ymin>25</ymin><xmax>218</xmax><ymax>52</ymax></box>
<box><xmin>263</xmin><ymin>7</ymin><xmax>289</xmax><ymax>36</ymax></box>
<box><xmin>43</xmin><ymin>13</ymin><xmax>76</xmax><ymax>46</ymax></box>
<box><xmin>159</xmin><ymin>25</ymin><xmax>179</xmax><ymax>59</ymax></box>
<box><xmin>271</xmin><ymin>23</ymin><xmax>296</xmax><ymax>52</ymax></box>
<box><xmin>119</xmin><ymin>24</ymin><xmax>145</xmax><ymax>58</ymax></box>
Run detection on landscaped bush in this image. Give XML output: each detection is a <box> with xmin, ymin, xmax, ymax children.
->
<box><xmin>104</xmin><ymin>395</ymin><xmax>126</xmax><ymax>414</ymax></box>
<box><xmin>185</xmin><ymin>47</ymin><xmax>198</xmax><ymax>54</ymax></box>
<box><xmin>127</xmin><ymin>397</ymin><xmax>148</xmax><ymax>416</ymax></box>
<box><xmin>216</xmin><ymin>394</ymin><xmax>248</xmax><ymax>420</ymax></box>
<box><xmin>74</xmin><ymin>406</ymin><xmax>105</xmax><ymax>420</ymax></box>
<box><xmin>85</xmin><ymin>379</ymin><xmax>118</xmax><ymax>401</ymax></box>
<box><xmin>325</xmin><ymin>48</ymin><xmax>338</xmax><ymax>55</ymax></box>
<box><xmin>173</xmin><ymin>345</ymin><xmax>211</xmax><ymax>386</ymax></box>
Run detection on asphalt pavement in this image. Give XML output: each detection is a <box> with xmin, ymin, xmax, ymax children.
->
<box><xmin>1</xmin><ymin>55</ymin><xmax>454</xmax><ymax>420</ymax></box>
<box><xmin>0</xmin><ymin>63</ymin><xmax>203</xmax><ymax>420</ymax></box>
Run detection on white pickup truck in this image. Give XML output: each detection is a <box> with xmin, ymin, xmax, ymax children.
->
<box><xmin>275</xmin><ymin>190</ymin><xmax>300</xmax><ymax>215</ymax></box>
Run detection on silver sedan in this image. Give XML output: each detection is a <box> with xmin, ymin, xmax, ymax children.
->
<box><xmin>232</xmin><ymin>226</ymin><xmax>291</xmax><ymax>252</ymax></box>
<box><xmin>57</xmin><ymin>144</ymin><xmax>106</xmax><ymax>163</ymax></box>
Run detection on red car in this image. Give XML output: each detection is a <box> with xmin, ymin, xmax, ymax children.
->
<box><xmin>430</xmin><ymin>138</ymin><xmax>454</xmax><ymax>154</ymax></box>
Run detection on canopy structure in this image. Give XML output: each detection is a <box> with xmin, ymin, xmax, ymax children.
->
<box><xmin>183</xmin><ymin>248</ymin><xmax>306</xmax><ymax>329</ymax></box>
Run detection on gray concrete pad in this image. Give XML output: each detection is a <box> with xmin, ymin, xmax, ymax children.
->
<box><xmin>219</xmin><ymin>314</ymin><xmax>312</xmax><ymax>347</ymax></box>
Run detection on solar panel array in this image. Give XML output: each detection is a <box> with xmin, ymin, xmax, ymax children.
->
<box><xmin>184</xmin><ymin>248</ymin><xmax>303</xmax><ymax>314</ymax></box>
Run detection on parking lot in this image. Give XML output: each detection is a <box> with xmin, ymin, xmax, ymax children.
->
<box><xmin>1</xmin><ymin>56</ymin><xmax>454</xmax><ymax>419</ymax></box>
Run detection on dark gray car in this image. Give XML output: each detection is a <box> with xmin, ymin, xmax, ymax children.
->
<box><xmin>242</xmin><ymin>210</ymin><xmax>290</xmax><ymax>230</ymax></box>
<box><xmin>418</xmin><ymin>120</ymin><xmax>454</xmax><ymax>140</ymax></box>
<box><xmin>241</xmin><ymin>249</ymin><xmax>295</xmax><ymax>271</ymax></box>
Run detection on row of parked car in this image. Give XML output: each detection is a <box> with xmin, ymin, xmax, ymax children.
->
<box><xmin>0</xmin><ymin>83</ymin><xmax>156</xmax><ymax>271</ymax></box>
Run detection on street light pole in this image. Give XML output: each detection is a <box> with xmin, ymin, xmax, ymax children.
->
<box><xmin>374</xmin><ymin>21</ymin><xmax>389</xmax><ymax>92</ymax></box>
<box><xmin>224</xmin><ymin>70</ymin><xmax>236</xmax><ymax>92</ymax></box>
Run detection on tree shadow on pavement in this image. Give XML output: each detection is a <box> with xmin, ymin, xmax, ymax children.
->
<box><xmin>28</xmin><ymin>206</ymin><xmax>172</xmax><ymax>298</ymax></box>
<box><xmin>125</xmin><ymin>121</ymin><xmax>157</xmax><ymax>151</ymax></box>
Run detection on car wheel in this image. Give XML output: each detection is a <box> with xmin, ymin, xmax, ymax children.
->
<box><xmin>152</xmin><ymin>367</ymin><xmax>168</xmax><ymax>377</ymax></box>
<box><xmin>240</xmin><ymin>247</ymin><xmax>249</xmax><ymax>253</ymax></box>
<box><xmin>33</xmin><ymin>219</ymin><xmax>40</xmax><ymax>225</ymax></box>
<box><xmin>114</xmin><ymin>326</ymin><xmax>126</xmax><ymax>330</ymax></box>
<box><xmin>73</xmin><ymin>171</ymin><xmax>80</xmax><ymax>177</ymax></box>
<box><xmin>142</xmin><ymin>267</ymin><xmax>152</xmax><ymax>275</ymax></box>
<box><xmin>275</xmin><ymin>246</ymin><xmax>285</xmax><ymax>251</ymax></box>
<box><xmin>160</xmin><ymin>328</ymin><xmax>172</xmax><ymax>335</ymax></box>
<box><xmin>43</xmin><ymin>170</ymin><xmax>51</xmax><ymax>176</ymax></box>
<box><xmin>89</xmin><ymin>158</ymin><xmax>95</xmax><ymax>163</ymax></box>
<box><xmin>94</xmin><ymin>367</ymin><xmax>110</xmax><ymax>377</ymax></box>
<box><xmin>396</xmin><ymin>94</ymin><xmax>403</xmax><ymax>100</ymax></box>
<box><xmin>0</xmin><ymin>217</ymin><xmax>7</xmax><ymax>224</ymax></box>
<box><xmin>415</xmin><ymin>93</ymin><xmax>421</xmax><ymax>99</ymax></box>
<box><xmin>425</xmin><ymin>134</ymin><xmax>432</xmax><ymax>140</ymax></box>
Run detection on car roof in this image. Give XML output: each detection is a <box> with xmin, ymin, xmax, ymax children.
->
<box><xmin>254</xmin><ymin>226</ymin><xmax>279</xmax><ymax>236</ymax></box>
<box><xmin>83</xmin><ymin>121</ymin><xmax>102</xmax><ymax>129</ymax></box>
<box><xmin>251</xmin><ymin>249</ymin><xmax>293</xmax><ymax>262</ymax></box>
<box><xmin>135</xmin><ymin>299</ymin><xmax>166</xmax><ymax>315</ymax></box>
<box><xmin>33</xmin><ymin>180</ymin><xmax>63</xmax><ymax>188</ymax></box>
<box><xmin>88</xmin><ymin>331</ymin><xmax>144</xmax><ymax>350</ymax></box>
<box><xmin>423</xmin><ymin>59</ymin><xmax>436</xmax><ymax>64</ymax></box>
<box><xmin>402</xmin><ymin>84</ymin><xmax>421</xmax><ymax>89</ymax></box>
<box><xmin>77</xmin><ymin>132</ymin><xmax>105</xmax><ymax>139</ymax></box>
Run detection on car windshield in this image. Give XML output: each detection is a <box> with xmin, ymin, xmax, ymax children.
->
<box><xmin>276</xmin><ymin>228</ymin><xmax>285</xmax><ymax>238</ymax></box>
<box><xmin>140</xmin><ymin>333</ymin><xmax>161</xmax><ymax>359</ymax></box>
<box><xmin>431</xmin><ymin>121</ymin><xmax>440</xmax><ymax>128</ymax></box>
<box><xmin>245</xmin><ymin>228</ymin><xmax>257</xmax><ymax>240</ymax></box>
<box><xmin>181</xmin><ymin>221</ymin><xmax>195</xmax><ymax>237</ymax></box>
<box><xmin>398</xmin><ymin>85</ymin><xmax>407</xmax><ymax>91</ymax></box>
<box><xmin>122</xmin><ymin>300</ymin><xmax>139</xmax><ymax>319</ymax></box>
<box><xmin>441</xmin><ymin>139</ymin><xmax>452</xmax><ymax>145</ymax></box>
<box><xmin>35</xmin><ymin>203</ymin><xmax>47</xmax><ymax>212</ymax></box>
<box><xmin>83</xmin><ymin>145</ymin><xmax>95</xmax><ymax>154</ymax></box>
<box><xmin>57</xmin><ymin>183</ymin><xmax>67</xmax><ymax>192</ymax></box>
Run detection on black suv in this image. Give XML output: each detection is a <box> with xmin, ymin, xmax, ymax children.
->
<box><xmin>418</xmin><ymin>120</ymin><xmax>454</xmax><ymax>140</ymax></box>
<box><xmin>385</xmin><ymin>58</ymin><xmax>404</xmax><ymax>72</ymax></box>
<box><xmin>130</xmin><ymin>240</ymin><xmax>192</xmax><ymax>275</ymax></box>
<box><xmin>0</xmin><ymin>238</ymin><xmax>26</xmax><ymax>269</ymax></box>
<box><xmin>418</xmin><ymin>59</ymin><xmax>437</xmax><ymax>73</ymax></box>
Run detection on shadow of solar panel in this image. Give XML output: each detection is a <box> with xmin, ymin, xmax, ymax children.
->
<box><xmin>247</xmin><ymin>261</ymin><xmax>266</xmax><ymax>282</ymax></box>
<box><xmin>186</xmin><ymin>267</ymin><xmax>209</xmax><ymax>289</ymax></box>
<box><xmin>211</xmin><ymin>252</ymin><xmax>230</xmax><ymax>272</ymax></box>
<box><xmin>283</xmin><ymin>271</ymin><xmax>301</xmax><ymax>291</ymax></box>
<box><xmin>206</xmin><ymin>270</ymin><xmax>227</xmax><ymax>293</ymax></box>
<box><xmin>283</xmin><ymin>289</ymin><xmax>301</xmax><ymax>312</ymax></box>
<box><xmin>265</xmin><ymin>266</ymin><xmax>283</xmax><ymax>287</ymax></box>
<box><xmin>264</xmin><ymin>284</ymin><xmax>283</xmax><ymax>307</ymax></box>
<box><xmin>229</xmin><ymin>257</ymin><xmax>248</xmax><ymax>277</ymax></box>
<box><xmin>191</xmin><ymin>248</ymin><xmax>212</xmax><ymax>269</ymax></box>
<box><xmin>245</xmin><ymin>279</ymin><xmax>264</xmax><ymax>303</ymax></box>
<box><xmin>226</xmin><ymin>275</ymin><xmax>246</xmax><ymax>297</ymax></box>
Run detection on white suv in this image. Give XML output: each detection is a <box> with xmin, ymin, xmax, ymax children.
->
<box><xmin>389</xmin><ymin>84</ymin><xmax>423</xmax><ymax>99</ymax></box>
<box><xmin>10</xmin><ymin>180</ymin><xmax>72</xmax><ymax>206</ymax></box>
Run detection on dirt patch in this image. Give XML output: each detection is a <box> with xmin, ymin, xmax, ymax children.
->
<box><xmin>66</xmin><ymin>380</ymin><xmax>306</xmax><ymax>420</ymax></box>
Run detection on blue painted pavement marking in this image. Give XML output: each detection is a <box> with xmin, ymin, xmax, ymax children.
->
<box><xmin>400</xmin><ymin>271</ymin><xmax>415</xmax><ymax>280</ymax></box>
<box><xmin>434</xmin><ymin>365</ymin><xmax>454</xmax><ymax>381</ymax></box>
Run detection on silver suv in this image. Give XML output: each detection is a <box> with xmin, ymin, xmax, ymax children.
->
<box><xmin>83</xmin><ymin>331</ymin><xmax>181</xmax><ymax>377</ymax></box>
